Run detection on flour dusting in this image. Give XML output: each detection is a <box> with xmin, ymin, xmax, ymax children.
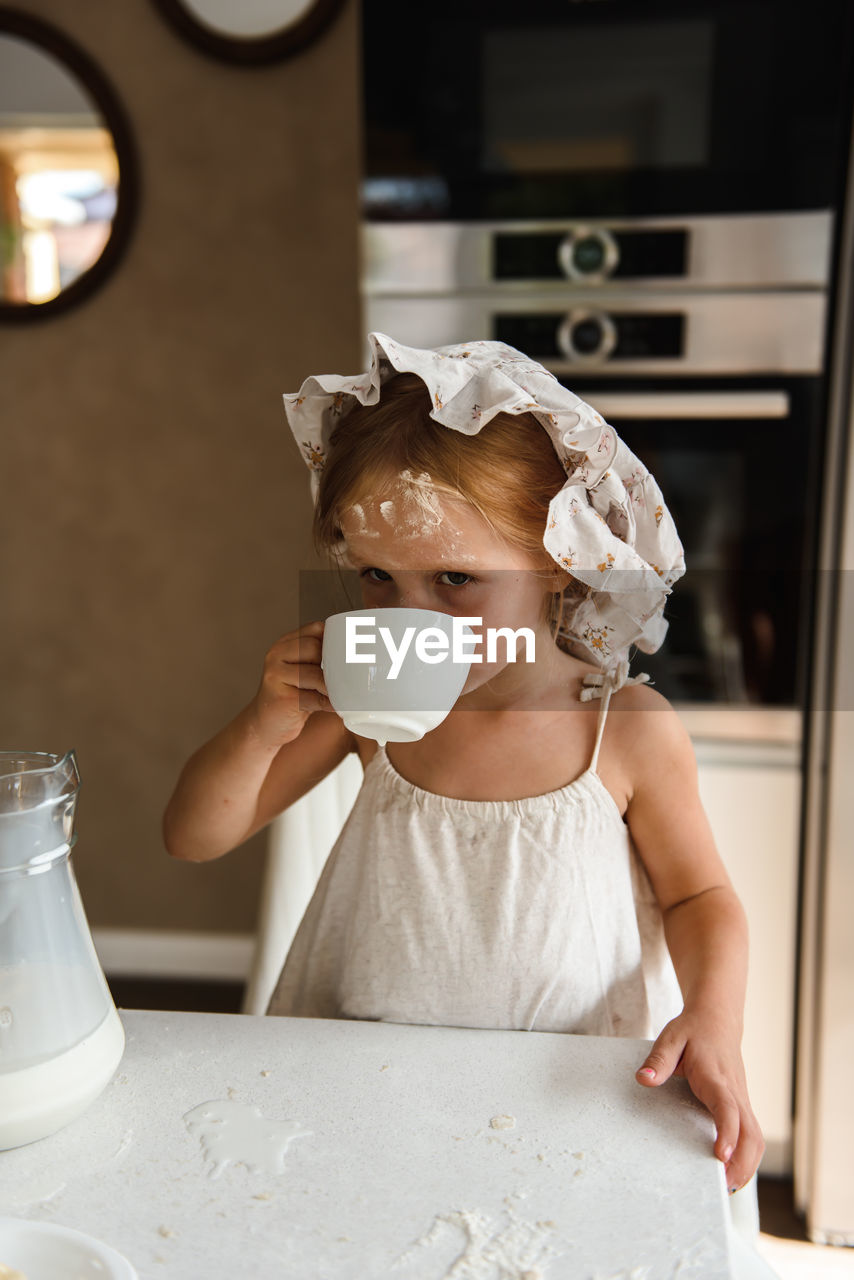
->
<box><xmin>490</xmin><ymin>1115</ymin><xmax>516</xmax><ymax>1131</ymax></box>
<box><xmin>397</xmin><ymin>1199</ymin><xmax>560</xmax><ymax>1279</ymax></box>
<box><xmin>341</xmin><ymin>500</ymin><xmax>380</xmax><ymax>539</ymax></box>
<box><xmin>349</xmin><ymin>503</ymin><xmax>370</xmax><ymax>532</ymax></box>
<box><xmin>110</xmin><ymin>1129</ymin><xmax>134</xmax><ymax>1163</ymax></box>
<box><xmin>400</xmin><ymin>470</ymin><xmax>445</xmax><ymax>531</ymax></box>
<box><xmin>344</xmin><ymin>478</ymin><xmax>446</xmax><ymax>541</ymax></box>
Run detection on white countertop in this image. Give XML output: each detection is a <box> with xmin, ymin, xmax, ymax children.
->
<box><xmin>0</xmin><ymin>1010</ymin><xmax>735</xmax><ymax>1279</ymax></box>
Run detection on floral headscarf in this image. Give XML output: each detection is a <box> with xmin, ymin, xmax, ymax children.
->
<box><xmin>284</xmin><ymin>332</ymin><xmax>685</xmax><ymax>670</ymax></box>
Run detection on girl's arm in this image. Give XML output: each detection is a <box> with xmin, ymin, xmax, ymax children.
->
<box><xmin>619</xmin><ymin>689</ymin><xmax>765</xmax><ymax>1193</ymax></box>
<box><xmin>163</xmin><ymin>620</ymin><xmax>354</xmax><ymax>863</ymax></box>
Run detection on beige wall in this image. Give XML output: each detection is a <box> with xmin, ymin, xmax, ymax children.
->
<box><xmin>0</xmin><ymin>0</ymin><xmax>362</xmax><ymax>932</ymax></box>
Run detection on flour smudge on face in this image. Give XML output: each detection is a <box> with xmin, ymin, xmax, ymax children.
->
<box><xmin>350</xmin><ymin>472</ymin><xmax>448</xmax><ymax>542</ymax></box>
<box><xmin>349</xmin><ymin>503</ymin><xmax>369</xmax><ymax>533</ymax></box>
<box><xmin>397</xmin><ymin>470</ymin><xmax>446</xmax><ymax>536</ymax></box>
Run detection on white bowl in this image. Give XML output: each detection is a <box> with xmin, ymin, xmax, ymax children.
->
<box><xmin>0</xmin><ymin>1218</ymin><xmax>137</xmax><ymax>1280</ymax></box>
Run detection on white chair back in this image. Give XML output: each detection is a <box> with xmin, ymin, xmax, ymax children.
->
<box><xmin>242</xmin><ymin>753</ymin><xmax>363</xmax><ymax>1014</ymax></box>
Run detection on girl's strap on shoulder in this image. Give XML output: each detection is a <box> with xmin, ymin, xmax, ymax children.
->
<box><xmin>583</xmin><ymin>660</ymin><xmax>651</xmax><ymax>774</ymax></box>
<box><xmin>580</xmin><ymin>659</ymin><xmax>650</xmax><ymax>702</ymax></box>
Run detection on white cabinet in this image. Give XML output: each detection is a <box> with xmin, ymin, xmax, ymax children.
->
<box><xmin>694</xmin><ymin>738</ymin><xmax>801</xmax><ymax>1176</ymax></box>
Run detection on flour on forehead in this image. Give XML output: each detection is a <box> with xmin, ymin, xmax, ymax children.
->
<box><xmin>343</xmin><ymin>472</ymin><xmax>488</xmax><ymax>555</ymax></box>
<box><xmin>340</xmin><ymin>503</ymin><xmax>379</xmax><ymax>540</ymax></box>
<box><xmin>349</xmin><ymin>503</ymin><xmax>367</xmax><ymax>531</ymax></box>
<box><xmin>366</xmin><ymin>469</ymin><xmax>449</xmax><ymax>540</ymax></box>
<box><xmin>398</xmin><ymin>469</ymin><xmax>446</xmax><ymax>532</ymax></box>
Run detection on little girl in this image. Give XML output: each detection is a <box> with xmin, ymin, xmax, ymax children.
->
<box><xmin>164</xmin><ymin>333</ymin><xmax>765</xmax><ymax>1203</ymax></box>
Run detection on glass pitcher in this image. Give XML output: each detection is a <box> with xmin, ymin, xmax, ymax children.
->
<box><xmin>0</xmin><ymin>750</ymin><xmax>125</xmax><ymax>1149</ymax></box>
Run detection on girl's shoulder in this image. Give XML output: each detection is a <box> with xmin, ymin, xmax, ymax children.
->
<box><xmin>606</xmin><ymin>679</ymin><xmax>698</xmax><ymax>783</ymax></box>
<box><xmin>609</xmin><ymin>679</ymin><xmax>672</xmax><ymax>713</ymax></box>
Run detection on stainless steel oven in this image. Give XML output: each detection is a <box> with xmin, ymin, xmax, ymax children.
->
<box><xmin>552</xmin><ymin>377</ymin><xmax>824</xmax><ymax>710</ymax></box>
<box><xmin>362</xmin><ymin>212</ymin><xmax>834</xmax><ymax>722</ymax></box>
<box><xmin>361</xmin><ymin>1</ymin><xmax>854</xmax><ymax>222</ymax></box>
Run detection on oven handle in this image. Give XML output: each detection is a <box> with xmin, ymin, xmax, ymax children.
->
<box><xmin>581</xmin><ymin>391</ymin><xmax>790</xmax><ymax>420</ymax></box>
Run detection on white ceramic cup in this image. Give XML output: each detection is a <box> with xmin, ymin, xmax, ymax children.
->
<box><xmin>321</xmin><ymin>607</ymin><xmax>473</xmax><ymax>743</ymax></box>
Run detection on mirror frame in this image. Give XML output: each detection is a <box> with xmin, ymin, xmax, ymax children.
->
<box><xmin>148</xmin><ymin>0</ymin><xmax>347</xmax><ymax>65</ymax></box>
<box><xmin>0</xmin><ymin>7</ymin><xmax>139</xmax><ymax>323</ymax></box>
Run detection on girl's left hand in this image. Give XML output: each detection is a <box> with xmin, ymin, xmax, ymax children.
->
<box><xmin>634</xmin><ymin>1010</ymin><xmax>765</xmax><ymax>1193</ymax></box>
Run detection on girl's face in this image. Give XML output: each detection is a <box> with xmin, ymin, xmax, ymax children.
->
<box><xmin>337</xmin><ymin>476</ymin><xmax>563</xmax><ymax>698</ymax></box>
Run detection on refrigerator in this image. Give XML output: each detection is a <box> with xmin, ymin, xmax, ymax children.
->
<box><xmin>795</xmin><ymin>116</ymin><xmax>854</xmax><ymax>1244</ymax></box>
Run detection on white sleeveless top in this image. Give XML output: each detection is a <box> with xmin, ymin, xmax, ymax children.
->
<box><xmin>267</xmin><ymin>692</ymin><xmax>683</xmax><ymax>1038</ymax></box>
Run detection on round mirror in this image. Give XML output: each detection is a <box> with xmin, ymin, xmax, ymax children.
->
<box><xmin>0</xmin><ymin>9</ymin><xmax>137</xmax><ymax>320</ymax></box>
<box><xmin>149</xmin><ymin>0</ymin><xmax>347</xmax><ymax>64</ymax></box>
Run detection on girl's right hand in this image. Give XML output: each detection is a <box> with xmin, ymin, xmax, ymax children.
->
<box><xmin>249</xmin><ymin>619</ymin><xmax>333</xmax><ymax>750</ymax></box>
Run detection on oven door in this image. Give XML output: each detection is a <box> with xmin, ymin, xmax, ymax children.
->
<box><xmin>566</xmin><ymin>381</ymin><xmax>825</xmax><ymax>720</ymax></box>
<box><xmin>361</xmin><ymin>0</ymin><xmax>854</xmax><ymax>221</ymax></box>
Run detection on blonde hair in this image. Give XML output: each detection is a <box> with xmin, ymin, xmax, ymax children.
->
<box><xmin>314</xmin><ymin>373</ymin><xmax>581</xmax><ymax>639</ymax></box>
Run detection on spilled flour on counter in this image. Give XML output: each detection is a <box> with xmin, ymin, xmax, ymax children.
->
<box><xmin>396</xmin><ymin>1198</ymin><xmax>560</xmax><ymax>1279</ymax></box>
<box><xmin>183</xmin><ymin>1099</ymin><xmax>311</xmax><ymax>1180</ymax></box>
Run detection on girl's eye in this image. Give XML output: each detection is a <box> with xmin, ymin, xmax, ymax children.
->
<box><xmin>360</xmin><ymin>567</ymin><xmax>472</xmax><ymax>587</ymax></box>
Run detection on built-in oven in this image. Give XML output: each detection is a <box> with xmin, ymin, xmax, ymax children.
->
<box><xmin>549</xmin><ymin>377</ymin><xmax>824</xmax><ymax>710</ymax></box>
<box><xmin>361</xmin><ymin>212</ymin><xmax>833</xmax><ymax>723</ymax></box>
<box><xmin>361</xmin><ymin>0</ymin><xmax>854</xmax><ymax>222</ymax></box>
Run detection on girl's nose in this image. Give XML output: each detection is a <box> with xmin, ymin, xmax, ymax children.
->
<box><xmin>397</xmin><ymin>588</ymin><xmax>427</xmax><ymax>610</ymax></box>
<box><xmin>396</xmin><ymin>577</ymin><xmax>433</xmax><ymax>611</ymax></box>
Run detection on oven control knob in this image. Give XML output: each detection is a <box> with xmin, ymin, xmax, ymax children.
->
<box><xmin>557</xmin><ymin>227</ymin><xmax>620</xmax><ymax>282</ymax></box>
<box><xmin>556</xmin><ymin>310</ymin><xmax>618</xmax><ymax>364</ymax></box>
